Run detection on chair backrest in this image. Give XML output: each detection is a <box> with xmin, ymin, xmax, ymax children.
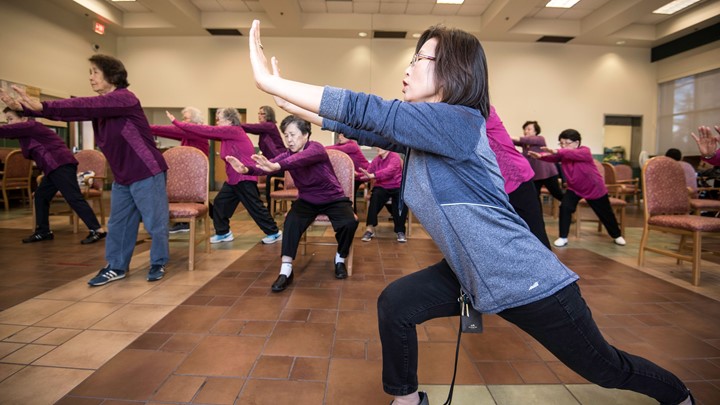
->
<box><xmin>283</xmin><ymin>170</ymin><xmax>296</xmax><ymax>190</ymax></box>
<box><xmin>678</xmin><ymin>161</ymin><xmax>698</xmax><ymax>194</ymax></box>
<box><xmin>642</xmin><ymin>156</ymin><xmax>690</xmax><ymax>216</ymax></box>
<box><xmin>164</xmin><ymin>146</ymin><xmax>209</xmax><ymax>203</ymax></box>
<box><xmin>2</xmin><ymin>150</ymin><xmax>32</xmax><ymax>181</ymax></box>
<box><xmin>614</xmin><ymin>164</ymin><xmax>634</xmax><ymax>182</ymax></box>
<box><xmin>593</xmin><ymin>160</ymin><xmax>606</xmax><ymax>181</ymax></box>
<box><xmin>326</xmin><ymin>149</ymin><xmax>355</xmax><ymax>202</ymax></box>
<box><xmin>601</xmin><ymin>162</ymin><xmax>615</xmax><ymax>184</ymax></box>
<box><xmin>74</xmin><ymin>149</ymin><xmax>107</xmax><ymax>190</ymax></box>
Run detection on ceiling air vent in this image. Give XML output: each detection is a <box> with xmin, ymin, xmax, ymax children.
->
<box><xmin>373</xmin><ymin>31</ymin><xmax>407</xmax><ymax>39</ymax></box>
<box><xmin>206</xmin><ymin>29</ymin><xmax>243</xmax><ymax>36</ymax></box>
<box><xmin>536</xmin><ymin>35</ymin><xmax>574</xmax><ymax>43</ymax></box>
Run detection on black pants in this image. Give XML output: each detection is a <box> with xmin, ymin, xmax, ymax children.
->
<box><xmin>534</xmin><ymin>174</ymin><xmax>564</xmax><ymax>201</ymax></box>
<box><xmin>559</xmin><ymin>189</ymin><xmax>621</xmax><ymax>239</ymax></box>
<box><xmin>377</xmin><ymin>261</ymin><xmax>690</xmax><ymax>403</ymax></box>
<box><xmin>508</xmin><ymin>181</ymin><xmax>551</xmax><ymax>249</ymax></box>
<box><xmin>213</xmin><ymin>181</ymin><xmax>279</xmax><ymax>236</ymax></box>
<box><xmin>34</xmin><ymin>164</ymin><xmax>101</xmax><ymax>233</ymax></box>
<box><xmin>281</xmin><ymin>198</ymin><xmax>358</xmax><ymax>259</ymax></box>
<box><xmin>366</xmin><ymin>186</ymin><xmax>407</xmax><ymax>233</ymax></box>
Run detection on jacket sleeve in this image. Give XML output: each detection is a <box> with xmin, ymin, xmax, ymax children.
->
<box><xmin>517</xmin><ymin>136</ymin><xmax>548</xmax><ymax>147</ymax></box>
<box><xmin>172</xmin><ymin>120</ymin><xmax>239</xmax><ymax>141</ymax></box>
<box><xmin>30</xmin><ymin>90</ymin><xmax>141</xmax><ymax>121</ymax></box>
<box><xmin>319</xmin><ymin>86</ymin><xmax>479</xmax><ymax>159</ymax></box>
<box><xmin>150</xmin><ymin>124</ymin><xmax>198</xmax><ymax>141</ymax></box>
<box><xmin>557</xmin><ymin>147</ymin><xmax>593</xmax><ymax>162</ymax></box>
<box><xmin>0</xmin><ymin>121</ymin><xmax>38</xmax><ymax>139</ymax></box>
<box><xmin>372</xmin><ymin>153</ymin><xmax>402</xmax><ymax>182</ymax></box>
<box><xmin>276</xmin><ymin>142</ymin><xmax>327</xmax><ymax>171</ymax></box>
<box><xmin>322</xmin><ymin>118</ymin><xmax>406</xmax><ymax>154</ymax></box>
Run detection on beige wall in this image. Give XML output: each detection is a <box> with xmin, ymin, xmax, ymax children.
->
<box><xmin>2</xmin><ymin>0</ymin><xmax>718</xmax><ymax>155</ymax></box>
<box><xmin>603</xmin><ymin>125</ymin><xmax>633</xmax><ymax>161</ymax></box>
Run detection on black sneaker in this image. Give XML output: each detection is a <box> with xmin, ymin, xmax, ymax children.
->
<box><xmin>22</xmin><ymin>231</ymin><xmax>54</xmax><ymax>243</ymax></box>
<box><xmin>147</xmin><ymin>264</ymin><xmax>166</xmax><ymax>282</ymax></box>
<box><xmin>169</xmin><ymin>223</ymin><xmax>190</xmax><ymax>233</ymax></box>
<box><xmin>81</xmin><ymin>230</ymin><xmax>107</xmax><ymax>245</ymax></box>
<box><xmin>335</xmin><ymin>262</ymin><xmax>348</xmax><ymax>279</ymax></box>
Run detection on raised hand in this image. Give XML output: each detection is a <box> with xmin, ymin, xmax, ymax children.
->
<box><xmin>527</xmin><ymin>151</ymin><xmax>543</xmax><ymax>159</ymax></box>
<box><xmin>225</xmin><ymin>156</ymin><xmax>248</xmax><ymax>174</ymax></box>
<box><xmin>691</xmin><ymin>126</ymin><xmax>720</xmax><ymax>157</ymax></box>
<box><xmin>10</xmin><ymin>85</ymin><xmax>42</xmax><ymax>111</ymax></box>
<box><xmin>248</xmin><ymin>20</ymin><xmax>273</xmax><ymax>92</ymax></box>
<box><xmin>270</xmin><ymin>57</ymin><xmax>290</xmax><ymax>110</ymax></box>
<box><xmin>359</xmin><ymin>167</ymin><xmax>374</xmax><ymax>180</ymax></box>
<box><xmin>165</xmin><ymin>111</ymin><xmax>176</xmax><ymax>122</ymax></box>
<box><xmin>0</xmin><ymin>89</ymin><xmax>22</xmax><ymax>111</ymax></box>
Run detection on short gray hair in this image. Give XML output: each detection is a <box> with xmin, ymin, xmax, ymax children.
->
<box><xmin>217</xmin><ymin>108</ymin><xmax>241</xmax><ymax>126</ymax></box>
<box><xmin>260</xmin><ymin>105</ymin><xmax>276</xmax><ymax>123</ymax></box>
<box><xmin>181</xmin><ymin>106</ymin><xmax>204</xmax><ymax>124</ymax></box>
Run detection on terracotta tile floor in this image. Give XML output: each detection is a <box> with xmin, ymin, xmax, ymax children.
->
<box><xmin>1</xmin><ymin>200</ymin><xmax>720</xmax><ymax>404</ymax></box>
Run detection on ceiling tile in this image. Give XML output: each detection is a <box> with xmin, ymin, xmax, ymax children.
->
<box><xmin>327</xmin><ymin>1</ymin><xmax>354</xmax><ymax>13</ymax></box>
<box><xmin>191</xmin><ymin>0</ymin><xmax>224</xmax><ymax>12</ymax></box>
<box><xmin>379</xmin><ymin>3</ymin><xmax>407</xmax><ymax>14</ymax></box>
<box><xmin>299</xmin><ymin>0</ymin><xmax>327</xmax><ymax>13</ymax></box>
<box><xmin>406</xmin><ymin>3</ymin><xmax>433</xmax><ymax>15</ymax></box>
<box><xmin>354</xmin><ymin>2</ymin><xmax>380</xmax><ymax>13</ymax></box>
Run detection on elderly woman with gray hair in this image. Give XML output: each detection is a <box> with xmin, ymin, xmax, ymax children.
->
<box><xmin>163</xmin><ymin>107</ymin><xmax>282</xmax><ymax>245</ymax></box>
<box><xmin>150</xmin><ymin>106</ymin><xmax>213</xmax><ymax>233</ymax></box>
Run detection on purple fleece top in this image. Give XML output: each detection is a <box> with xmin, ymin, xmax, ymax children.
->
<box><xmin>513</xmin><ymin>135</ymin><xmax>559</xmax><ymax>181</ymax></box>
<box><xmin>486</xmin><ymin>107</ymin><xmax>534</xmax><ymax>194</ymax></box>
<box><xmin>241</xmin><ymin>122</ymin><xmax>286</xmax><ymax>158</ymax></box>
<box><xmin>25</xmin><ymin>88</ymin><xmax>167</xmax><ymax>185</ymax></box>
<box><xmin>150</xmin><ymin>125</ymin><xmax>210</xmax><ymax>156</ymax></box>
<box><xmin>366</xmin><ymin>151</ymin><xmax>402</xmax><ymax>189</ymax></box>
<box><xmin>246</xmin><ymin>140</ymin><xmax>346</xmax><ymax>205</ymax></box>
<box><xmin>171</xmin><ymin>120</ymin><xmax>257</xmax><ymax>185</ymax></box>
<box><xmin>0</xmin><ymin>120</ymin><xmax>77</xmax><ymax>175</ymax></box>
<box><xmin>538</xmin><ymin>146</ymin><xmax>607</xmax><ymax>200</ymax></box>
<box><xmin>326</xmin><ymin>140</ymin><xmax>369</xmax><ymax>177</ymax></box>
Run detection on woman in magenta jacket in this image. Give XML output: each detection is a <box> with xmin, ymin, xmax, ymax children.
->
<box><xmin>529</xmin><ymin>129</ymin><xmax>625</xmax><ymax>248</ymax></box>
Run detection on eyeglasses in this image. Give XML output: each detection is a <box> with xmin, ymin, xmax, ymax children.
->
<box><xmin>409</xmin><ymin>53</ymin><xmax>436</xmax><ymax>67</ymax></box>
<box><xmin>558</xmin><ymin>140</ymin><xmax>578</xmax><ymax>147</ymax></box>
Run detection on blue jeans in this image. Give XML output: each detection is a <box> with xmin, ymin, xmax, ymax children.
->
<box><xmin>105</xmin><ymin>173</ymin><xmax>169</xmax><ymax>270</ymax></box>
<box><xmin>377</xmin><ymin>260</ymin><xmax>689</xmax><ymax>404</ymax></box>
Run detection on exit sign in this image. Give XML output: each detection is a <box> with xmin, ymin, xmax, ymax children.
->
<box><xmin>94</xmin><ymin>21</ymin><xmax>105</xmax><ymax>35</ymax></box>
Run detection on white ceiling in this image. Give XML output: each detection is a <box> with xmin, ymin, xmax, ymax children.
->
<box><xmin>49</xmin><ymin>0</ymin><xmax>720</xmax><ymax>47</ymax></box>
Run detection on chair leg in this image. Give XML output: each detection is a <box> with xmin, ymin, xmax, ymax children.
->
<box><xmin>204</xmin><ymin>213</ymin><xmax>211</xmax><ymax>254</ymax></box>
<box><xmin>98</xmin><ymin>198</ymin><xmax>106</xmax><ymax>226</ymax></box>
<box><xmin>188</xmin><ymin>220</ymin><xmax>196</xmax><ymax>271</ymax></box>
<box><xmin>3</xmin><ymin>190</ymin><xmax>9</xmax><ymax>211</ymax></box>
<box><xmin>691</xmin><ymin>231</ymin><xmax>701</xmax><ymax>286</ymax></box>
<box><xmin>637</xmin><ymin>225</ymin><xmax>649</xmax><ymax>266</ymax></box>
<box><xmin>677</xmin><ymin>235</ymin><xmax>687</xmax><ymax>265</ymax></box>
<box><xmin>574</xmin><ymin>212</ymin><xmax>581</xmax><ymax>238</ymax></box>
<box><xmin>301</xmin><ymin>231</ymin><xmax>307</xmax><ymax>256</ymax></box>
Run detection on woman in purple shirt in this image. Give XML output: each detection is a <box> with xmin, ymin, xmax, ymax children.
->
<box><xmin>165</xmin><ymin>108</ymin><xmax>281</xmax><ymax>246</ymax></box>
<box><xmin>2</xmin><ymin>55</ymin><xmax>169</xmax><ymax>286</ymax></box>
<box><xmin>227</xmin><ymin>116</ymin><xmax>358</xmax><ymax>292</ymax></box>
<box><xmin>0</xmin><ymin>108</ymin><xmax>106</xmax><ymax>245</ymax></box>
<box><xmin>514</xmin><ymin>121</ymin><xmax>564</xmax><ymax>203</ymax></box>
<box><xmin>359</xmin><ymin>148</ymin><xmax>407</xmax><ymax>243</ymax></box>
<box><xmin>529</xmin><ymin>129</ymin><xmax>625</xmax><ymax>248</ymax></box>
<box><xmin>241</xmin><ymin>106</ymin><xmax>286</xmax><ymax>206</ymax></box>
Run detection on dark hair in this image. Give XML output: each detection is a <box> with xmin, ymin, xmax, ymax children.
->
<box><xmin>416</xmin><ymin>26</ymin><xmax>490</xmax><ymax>118</ymax></box>
<box><xmin>522</xmin><ymin>120</ymin><xmax>541</xmax><ymax>135</ymax></box>
<box><xmin>665</xmin><ymin>148</ymin><xmax>682</xmax><ymax>161</ymax></box>
<box><xmin>3</xmin><ymin>107</ymin><xmax>24</xmax><ymax>117</ymax></box>
<box><xmin>558</xmin><ymin>129</ymin><xmax>582</xmax><ymax>145</ymax></box>
<box><xmin>88</xmin><ymin>54</ymin><xmax>129</xmax><ymax>88</ymax></box>
<box><xmin>280</xmin><ymin>115</ymin><xmax>312</xmax><ymax>137</ymax></box>
<box><xmin>260</xmin><ymin>105</ymin><xmax>276</xmax><ymax>123</ymax></box>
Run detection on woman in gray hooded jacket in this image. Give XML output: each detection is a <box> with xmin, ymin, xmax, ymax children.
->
<box><xmin>245</xmin><ymin>20</ymin><xmax>693</xmax><ymax>405</ymax></box>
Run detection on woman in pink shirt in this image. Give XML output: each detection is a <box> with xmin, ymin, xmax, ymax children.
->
<box><xmin>529</xmin><ymin>129</ymin><xmax>625</xmax><ymax>248</ymax></box>
<box><xmin>359</xmin><ymin>148</ymin><xmax>407</xmax><ymax>243</ymax></box>
<box><xmin>165</xmin><ymin>108</ymin><xmax>282</xmax><ymax>245</ymax></box>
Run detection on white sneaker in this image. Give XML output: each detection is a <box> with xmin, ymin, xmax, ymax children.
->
<box><xmin>262</xmin><ymin>231</ymin><xmax>282</xmax><ymax>244</ymax></box>
<box><xmin>614</xmin><ymin>236</ymin><xmax>626</xmax><ymax>246</ymax></box>
<box><xmin>210</xmin><ymin>232</ymin><xmax>234</xmax><ymax>244</ymax></box>
<box><xmin>553</xmin><ymin>237</ymin><xmax>568</xmax><ymax>247</ymax></box>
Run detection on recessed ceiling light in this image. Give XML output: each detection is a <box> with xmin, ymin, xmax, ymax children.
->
<box><xmin>653</xmin><ymin>0</ymin><xmax>701</xmax><ymax>14</ymax></box>
<box><xmin>358</xmin><ymin>32</ymin><xmax>368</xmax><ymax>37</ymax></box>
<box><xmin>436</xmin><ymin>0</ymin><xmax>464</xmax><ymax>4</ymax></box>
<box><xmin>616</xmin><ymin>40</ymin><xmax>626</xmax><ymax>45</ymax></box>
<box><xmin>545</xmin><ymin>0</ymin><xmax>580</xmax><ymax>8</ymax></box>
<box><xmin>412</xmin><ymin>33</ymin><xmax>421</xmax><ymax>38</ymax></box>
